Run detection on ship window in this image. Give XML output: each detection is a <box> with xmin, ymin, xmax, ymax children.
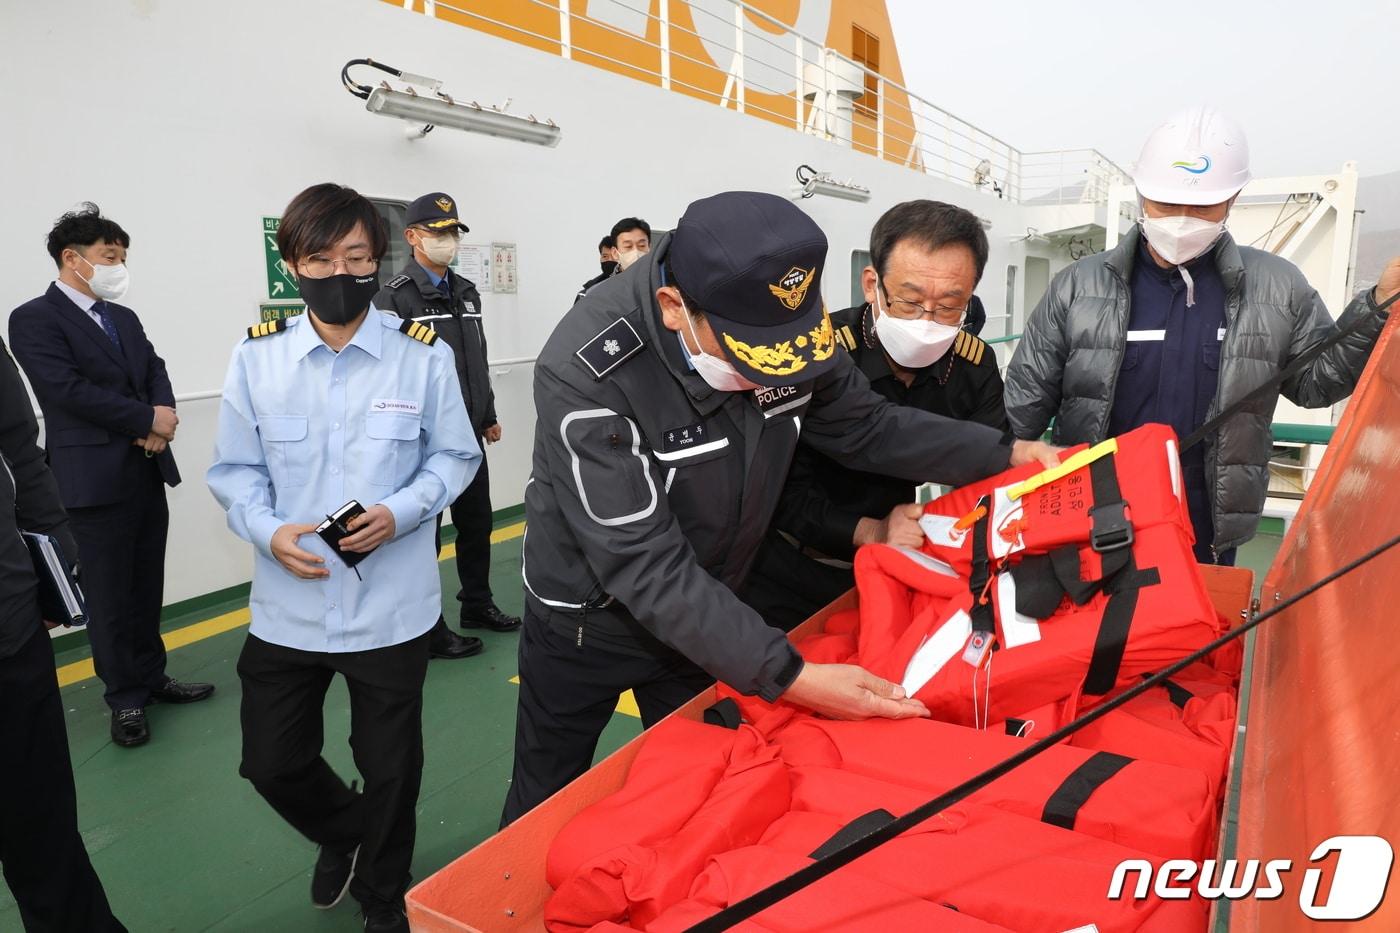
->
<box><xmin>851</xmin><ymin>249</ymin><xmax>872</xmax><ymax>308</ymax></box>
<box><xmin>370</xmin><ymin>197</ymin><xmax>413</xmax><ymax>280</ymax></box>
<box><xmin>851</xmin><ymin>26</ymin><xmax>879</xmax><ymax>118</ymax></box>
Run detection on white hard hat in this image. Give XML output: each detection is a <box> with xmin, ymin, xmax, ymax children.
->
<box><xmin>1132</xmin><ymin>107</ymin><xmax>1251</xmax><ymax>206</ymax></box>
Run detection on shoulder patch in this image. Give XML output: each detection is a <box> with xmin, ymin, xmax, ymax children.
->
<box><xmin>386</xmin><ymin>274</ymin><xmax>412</xmax><ymax>289</ymax></box>
<box><xmin>575</xmin><ymin>317</ymin><xmax>645</xmax><ymax>380</ymax></box>
<box><xmin>246</xmin><ymin>319</ymin><xmax>288</xmax><ymax>340</ymax></box>
<box><xmin>953</xmin><ymin>330</ymin><xmax>987</xmax><ymax>366</ymax></box>
<box><xmin>398</xmin><ymin>319</ymin><xmax>439</xmax><ymax>347</ymax></box>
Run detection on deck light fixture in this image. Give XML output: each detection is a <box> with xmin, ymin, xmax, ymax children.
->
<box><xmin>342</xmin><ymin>58</ymin><xmax>561</xmax><ymax>147</ymax></box>
<box><xmin>792</xmin><ymin>164</ymin><xmax>871</xmax><ymax>202</ymax></box>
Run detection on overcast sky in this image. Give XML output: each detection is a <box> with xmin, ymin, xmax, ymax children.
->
<box><xmin>885</xmin><ymin>0</ymin><xmax>1399</xmax><ymax>179</ymax></box>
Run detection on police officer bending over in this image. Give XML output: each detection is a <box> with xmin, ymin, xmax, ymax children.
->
<box><xmin>375</xmin><ymin>193</ymin><xmax>520</xmax><ymax>663</ymax></box>
<box><xmin>501</xmin><ymin>192</ymin><xmax>1059</xmax><ymax>825</ymax></box>
<box><xmin>742</xmin><ymin>200</ymin><xmax>1010</xmax><ymax>631</ymax></box>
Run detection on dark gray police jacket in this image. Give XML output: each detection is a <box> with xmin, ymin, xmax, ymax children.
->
<box><xmin>374</xmin><ymin>262</ymin><xmax>498</xmax><ymax>434</ymax></box>
<box><xmin>522</xmin><ymin>234</ymin><xmax>1014</xmax><ymax>701</ymax></box>
<box><xmin>1005</xmin><ymin>227</ymin><xmax>1387</xmax><ymax>552</ymax></box>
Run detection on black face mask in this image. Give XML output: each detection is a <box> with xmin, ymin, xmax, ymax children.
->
<box><xmin>600</xmin><ymin>260</ymin><xmax>620</xmax><ymax>277</ymax></box>
<box><xmin>299</xmin><ymin>272</ymin><xmax>380</xmax><ymax>326</ymax></box>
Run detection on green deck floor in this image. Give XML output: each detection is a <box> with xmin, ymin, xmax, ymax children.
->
<box><xmin>1</xmin><ymin>521</ymin><xmax>1286</xmax><ymax>932</ymax></box>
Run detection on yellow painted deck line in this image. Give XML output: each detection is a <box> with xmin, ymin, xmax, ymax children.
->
<box><xmin>507</xmin><ymin>675</ymin><xmax>641</xmax><ymax>719</ymax></box>
<box><xmin>55</xmin><ymin>520</ymin><xmax>527</xmax><ymax>688</ymax></box>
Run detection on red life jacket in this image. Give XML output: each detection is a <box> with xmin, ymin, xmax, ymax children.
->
<box><xmin>644</xmin><ymin>845</ymin><xmax>1016</xmax><ymax>932</ymax></box>
<box><xmin>771</xmin><ymin>717</ymin><xmax>1218</xmax><ymax>859</ymax></box>
<box><xmin>848</xmin><ymin>425</ymin><xmax>1223</xmax><ymax>725</ymax></box>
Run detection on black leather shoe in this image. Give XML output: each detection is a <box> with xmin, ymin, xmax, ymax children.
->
<box><xmin>111</xmin><ymin>708</ymin><xmax>150</xmax><ymax>747</ymax></box>
<box><xmin>362</xmin><ymin>906</ymin><xmax>409</xmax><ymax>932</ymax></box>
<box><xmin>311</xmin><ymin>843</ymin><xmax>359</xmax><ymax>909</ymax></box>
<box><xmin>461</xmin><ymin>603</ymin><xmax>522</xmax><ymax>633</ymax></box>
<box><xmin>150</xmin><ymin>678</ymin><xmax>215</xmax><ymax>704</ymax></box>
<box><xmin>428</xmin><ymin>617</ymin><xmax>483</xmax><ymax>659</ymax></box>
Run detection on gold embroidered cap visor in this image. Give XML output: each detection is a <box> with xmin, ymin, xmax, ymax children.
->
<box><xmin>669</xmin><ymin>190</ymin><xmax>836</xmax><ymax>388</ymax></box>
<box><xmin>705</xmin><ymin>301</ymin><xmax>839</xmax><ymax>388</ymax></box>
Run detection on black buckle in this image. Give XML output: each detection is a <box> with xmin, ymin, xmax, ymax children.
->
<box><xmin>1089</xmin><ymin>501</ymin><xmax>1133</xmax><ymax>553</ymax></box>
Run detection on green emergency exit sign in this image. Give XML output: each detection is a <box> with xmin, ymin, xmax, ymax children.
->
<box><xmin>263</xmin><ymin>216</ymin><xmax>300</xmax><ymax>300</ymax></box>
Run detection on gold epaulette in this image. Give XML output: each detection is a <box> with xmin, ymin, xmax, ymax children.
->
<box><xmin>399</xmin><ymin>319</ymin><xmax>439</xmax><ymax>346</ymax></box>
<box><xmin>952</xmin><ymin>330</ymin><xmax>987</xmax><ymax>366</ymax></box>
<box><xmin>246</xmin><ymin>319</ymin><xmax>288</xmax><ymax>339</ymax></box>
<box><xmin>834</xmin><ymin>323</ymin><xmax>859</xmax><ymax>352</ymax></box>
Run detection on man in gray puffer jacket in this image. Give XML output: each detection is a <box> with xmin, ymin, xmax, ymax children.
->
<box><xmin>1006</xmin><ymin>107</ymin><xmax>1398</xmax><ymax>563</ymax></box>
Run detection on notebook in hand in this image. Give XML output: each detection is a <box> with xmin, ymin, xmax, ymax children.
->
<box><xmin>315</xmin><ymin>500</ymin><xmax>377</xmax><ymax>570</ymax></box>
<box><xmin>22</xmin><ymin>530</ymin><xmax>87</xmax><ymax>627</ymax></box>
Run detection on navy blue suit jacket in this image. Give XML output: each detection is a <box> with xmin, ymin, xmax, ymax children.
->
<box><xmin>9</xmin><ymin>283</ymin><xmax>180</xmax><ymax>508</ymax></box>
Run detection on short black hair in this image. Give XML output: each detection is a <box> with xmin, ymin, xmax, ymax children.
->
<box><xmin>869</xmin><ymin>200</ymin><xmax>988</xmax><ymax>284</ymax></box>
<box><xmin>598</xmin><ymin>235</ymin><xmax>615</xmax><ymax>251</ymax></box>
<box><xmin>277</xmin><ymin>183</ymin><xmax>388</xmax><ymax>265</ymax></box>
<box><xmin>611</xmin><ymin>217</ymin><xmax>651</xmax><ymax>241</ymax></box>
<box><xmin>46</xmin><ymin>204</ymin><xmax>130</xmax><ymax>268</ymax></box>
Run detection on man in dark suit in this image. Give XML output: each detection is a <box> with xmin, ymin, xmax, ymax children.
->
<box><xmin>9</xmin><ymin>205</ymin><xmax>212</xmax><ymax>748</ymax></box>
<box><xmin>0</xmin><ymin>334</ymin><xmax>127</xmax><ymax>931</ymax></box>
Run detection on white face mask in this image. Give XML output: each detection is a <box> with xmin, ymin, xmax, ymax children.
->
<box><xmin>416</xmin><ymin>231</ymin><xmax>460</xmax><ymax>266</ymax></box>
<box><xmin>617</xmin><ymin>248</ymin><xmax>645</xmax><ymax>271</ymax></box>
<box><xmin>872</xmin><ymin>289</ymin><xmax>961</xmax><ymax>369</ymax></box>
<box><xmin>77</xmin><ymin>254</ymin><xmax>130</xmax><ymax>302</ymax></box>
<box><xmin>678</xmin><ymin>299</ymin><xmax>760</xmax><ymax>393</ymax></box>
<box><xmin>1139</xmin><ymin>214</ymin><xmax>1225</xmax><ymax>266</ymax></box>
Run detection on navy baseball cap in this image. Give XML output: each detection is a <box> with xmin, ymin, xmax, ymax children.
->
<box><xmin>670</xmin><ymin>191</ymin><xmax>836</xmax><ymax>387</ymax></box>
<box><xmin>406</xmin><ymin>192</ymin><xmax>469</xmax><ymax>233</ymax></box>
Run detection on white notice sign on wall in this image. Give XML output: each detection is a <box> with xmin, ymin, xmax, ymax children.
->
<box><xmin>492</xmin><ymin>242</ymin><xmax>518</xmax><ymax>294</ymax></box>
<box><xmin>453</xmin><ymin>244</ymin><xmax>493</xmax><ymax>292</ymax></box>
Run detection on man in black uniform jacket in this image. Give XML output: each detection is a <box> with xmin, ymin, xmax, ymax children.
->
<box><xmin>741</xmin><ymin>200</ymin><xmax>1010</xmax><ymax>630</ymax></box>
<box><xmin>500</xmin><ymin>191</ymin><xmax>1060</xmax><ymax>825</ymax></box>
<box><xmin>0</xmin><ymin>336</ymin><xmax>126</xmax><ymax>932</ymax></box>
<box><xmin>374</xmin><ymin>192</ymin><xmax>519</xmax><ymax>661</ymax></box>
<box><xmin>10</xmin><ymin>206</ymin><xmax>212</xmax><ymax>748</ymax></box>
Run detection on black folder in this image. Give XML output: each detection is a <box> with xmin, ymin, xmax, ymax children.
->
<box><xmin>22</xmin><ymin>530</ymin><xmax>87</xmax><ymax>627</ymax></box>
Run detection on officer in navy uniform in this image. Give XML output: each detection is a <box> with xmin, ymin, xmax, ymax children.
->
<box><xmin>741</xmin><ymin>199</ymin><xmax>1010</xmax><ymax>630</ymax></box>
<box><xmin>0</xmin><ymin>336</ymin><xmax>126</xmax><ymax>931</ymax></box>
<box><xmin>9</xmin><ymin>205</ymin><xmax>213</xmax><ymax>748</ymax></box>
<box><xmin>373</xmin><ymin>193</ymin><xmax>520</xmax><ymax>663</ymax></box>
<box><xmin>500</xmin><ymin>191</ymin><xmax>1061</xmax><ymax>825</ymax></box>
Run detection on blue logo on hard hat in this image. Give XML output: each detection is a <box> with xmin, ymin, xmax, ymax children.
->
<box><xmin>1171</xmin><ymin>156</ymin><xmax>1212</xmax><ymax>175</ymax></box>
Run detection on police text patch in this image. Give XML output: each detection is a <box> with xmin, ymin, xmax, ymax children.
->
<box><xmin>576</xmin><ymin>317</ymin><xmax>644</xmax><ymax>379</ymax></box>
<box><xmin>753</xmin><ymin>383</ymin><xmax>812</xmax><ymax>418</ymax></box>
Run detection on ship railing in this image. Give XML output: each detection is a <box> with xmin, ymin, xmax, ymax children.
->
<box><xmin>419</xmin><ymin>0</ymin><xmax>1121</xmax><ymax>204</ymax></box>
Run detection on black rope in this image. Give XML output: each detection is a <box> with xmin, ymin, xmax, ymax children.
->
<box><xmin>685</xmin><ymin>529</ymin><xmax>1400</xmax><ymax>932</ymax></box>
<box><xmin>341</xmin><ymin>58</ymin><xmax>402</xmax><ymax>100</ymax></box>
<box><xmin>1180</xmin><ymin>289</ymin><xmax>1399</xmax><ymax>452</ymax></box>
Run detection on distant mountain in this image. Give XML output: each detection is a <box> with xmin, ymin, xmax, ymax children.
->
<box><xmin>1356</xmin><ymin>170</ymin><xmax>1400</xmax><ymax>289</ymax></box>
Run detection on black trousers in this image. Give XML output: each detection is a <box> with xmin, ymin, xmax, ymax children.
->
<box><xmin>66</xmin><ymin>467</ymin><xmax>169</xmax><ymax>710</ymax></box>
<box><xmin>500</xmin><ymin>600</ymin><xmax>713</xmax><ymax>826</ymax></box>
<box><xmin>0</xmin><ymin>616</ymin><xmax>125</xmax><ymax>933</ymax></box>
<box><xmin>236</xmin><ymin>631</ymin><xmax>430</xmax><ymax>911</ymax></box>
<box><xmin>738</xmin><ymin>532</ymin><xmax>855</xmax><ymax>633</ymax></box>
<box><xmin>434</xmin><ymin>450</ymin><xmax>494</xmax><ymax>612</ymax></box>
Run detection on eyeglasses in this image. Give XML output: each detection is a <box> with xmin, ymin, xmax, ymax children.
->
<box><xmin>879</xmin><ymin>282</ymin><xmax>967</xmax><ymax>326</ymax></box>
<box><xmin>297</xmin><ymin>256</ymin><xmax>380</xmax><ymax>279</ymax></box>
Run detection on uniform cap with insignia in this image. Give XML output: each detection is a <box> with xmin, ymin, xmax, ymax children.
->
<box><xmin>668</xmin><ymin>191</ymin><xmax>836</xmax><ymax>388</ymax></box>
<box><xmin>406</xmin><ymin>191</ymin><xmax>469</xmax><ymax>233</ymax></box>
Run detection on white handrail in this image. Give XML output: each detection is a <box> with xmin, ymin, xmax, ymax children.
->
<box><xmin>414</xmin><ymin>0</ymin><xmax>1127</xmax><ymax>202</ymax></box>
